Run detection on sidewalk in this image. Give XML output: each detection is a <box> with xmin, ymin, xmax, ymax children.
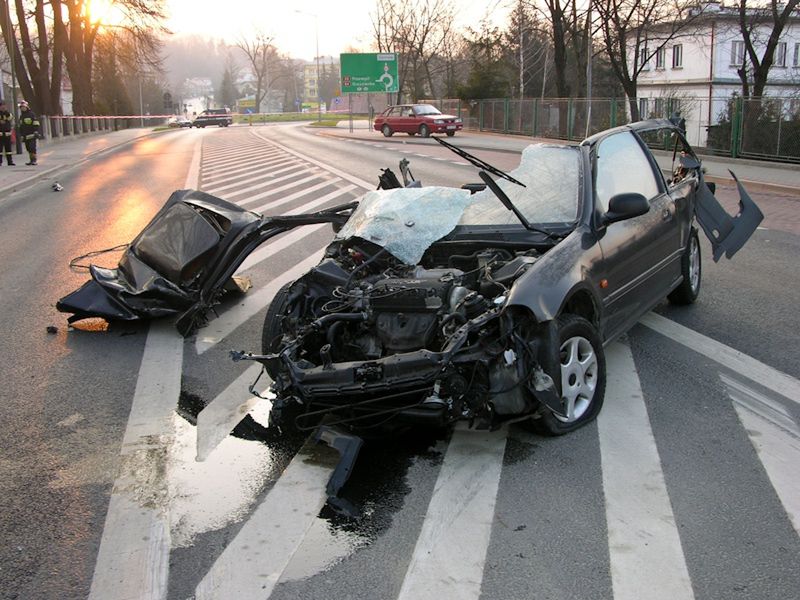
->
<box><xmin>326</xmin><ymin>119</ymin><xmax>800</xmax><ymax>195</ymax></box>
<box><xmin>0</xmin><ymin>128</ymin><xmax>158</xmax><ymax>199</ymax></box>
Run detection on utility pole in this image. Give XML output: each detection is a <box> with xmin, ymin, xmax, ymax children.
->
<box><xmin>585</xmin><ymin>1</ymin><xmax>593</xmax><ymax>138</ymax></box>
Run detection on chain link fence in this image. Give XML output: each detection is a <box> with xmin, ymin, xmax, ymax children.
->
<box><xmin>423</xmin><ymin>96</ymin><xmax>800</xmax><ymax>163</ymax></box>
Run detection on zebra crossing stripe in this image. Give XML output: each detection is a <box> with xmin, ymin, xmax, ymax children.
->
<box><xmin>599</xmin><ymin>342</ymin><xmax>694</xmax><ymax>600</ymax></box>
<box><xmin>204</xmin><ymin>163</ymin><xmax>299</xmax><ymax>195</ymax></box>
<box><xmin>250</xmin><ymin>178</ymin><xmax>341</xmax><ymax>214</ymax></box>
<box><xmin>195</xmin><ymin>363</ymin><xmax>267</xmax><ymax>462</ymax></box>
<box><xmin>194</xmin><ymin>436</ymin><xmax>339</xmax><ymax>600</ymax></box>
<box><xmin>236</xmin><ymin>173</ymin><xmax>323</xmax><ymax>207</ymax></box>
<box><xmin>397</xmin><ymin>424</ymin><xmax>507</xmax><ymax>600</ymax></box>
<box><xmin>723</xmin><ymin>374</ymin><xmax>800</xmax><ymax>535</ymax></box>
<box><xmin>640</xmin><ymin>312</ymin><xmax>800</xmax><ymax>404</ymax></box>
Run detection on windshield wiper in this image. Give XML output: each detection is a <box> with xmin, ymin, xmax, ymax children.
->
<box><xmin>434</xmin><ymin>136</ymin><xmax>525</xmax><ymax>187</ymax></box>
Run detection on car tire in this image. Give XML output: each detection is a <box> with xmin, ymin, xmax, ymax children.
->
<box><xmin>668</xmin><ymin>228</ymin><xmax>701</xmax><ymax>305</ymax></box>
<box><xmin>419</xmin><ymin>124</ymin><xmax>430</xmax><ymax>138</ymax></box>
<box><xmin>382</xmin><ymin>124</ymin><xmax>393</xmax><ymax>137</ymax></box>
<box><xmin>529</xmin><ymin>314</ymin><xmax>606</xmax><ymax>436</ymax></box>
<box><xmin>446</xmin><ymin>131</ymin><xmax>455</xmax><ymax>137</ymax></box>
<box><xmin>261</xmin><ymin>282</ymin><xmax>293</xmax><ymax>378</ymax></box>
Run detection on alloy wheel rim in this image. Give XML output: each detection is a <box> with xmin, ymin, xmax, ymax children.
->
<box><xmin>555</xmin><ymin>336</ymin><xmax>598</xmax><ymax>423</ymax></box>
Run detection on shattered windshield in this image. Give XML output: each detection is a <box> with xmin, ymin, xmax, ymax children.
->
<box><xmin>460</xmin><ymin>144</ymin><xmax>581</xmax><ymax>225</ymax></box>
<box><xmin>337</xmin><ymin>144</ymin><xmax>581</xmax><ymax>264</ymax></box>
<box><xmin>335</xmin><ymin>186</ymin><xmax>472</xmax><ymax>264</ymax></box>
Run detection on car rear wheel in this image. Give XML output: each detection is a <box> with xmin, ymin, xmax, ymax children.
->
<box><xmin>381</xmin><ymin>124</ymin><xmax>393</xmax><ymax>137</ymax></box>
<box><xmin>668</xmin><ymin>228</ymin><xmax>701</xmax><ymax>305</ymax></box>
<box><xmin>446</xmin><ymin>131</ymin><xmax>455</xmax><ymax>137</ymax></box>
<box><xmin>419</xmin><ymin>124</ymin><xmax>430</xmax><ymax>138</ymax></box>
<box><xmin>529</xmin><ymin>314</ymin><xmax>606</xmax><ymax>436</ymax></box>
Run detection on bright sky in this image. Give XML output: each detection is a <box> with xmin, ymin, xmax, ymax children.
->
<box><xmin>164</xmin><ymin>0</ymin><xmax>509</xmax><ymax>61</ymax></box>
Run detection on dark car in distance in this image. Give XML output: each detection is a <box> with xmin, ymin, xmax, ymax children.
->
<box><xmin>57</xmin><ymin>120</ymin><xmax>762</xmax><ymax>438</ymax></box>
<box><xmin>374</xmin><ymin>104</ymin><xmax>463</xmax><ymax>137</ymax></box>
<box><xmin>192</xmin><ymin>107</ymin><xmax>233</xmax><ymax>128</ymax></box>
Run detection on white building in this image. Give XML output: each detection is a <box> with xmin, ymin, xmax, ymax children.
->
<box><xmin>634</xmin><ymin>0</ymin><xmax>800</xmax><ymax>146</ymax></box>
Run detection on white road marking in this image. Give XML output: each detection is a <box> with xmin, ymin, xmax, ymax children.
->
<box><xmin>250</xmin><ymin>178</ymin><xmax>340</xmax><ymax>214</ymax></box>
<box><xmin>203</xmin><ymin>164</ymin><xmax>299</xmax><ymax>196</ymax></box>
<box><xmin>88</xmin><ymin>322</ymin><xmax>183</xmax><ymax>600</ymax></box>
<box><xmin>397</xmin><ymin>425</ymin><xmax>507</xmax><ymax>600</ymax></box>
<box><xmin>202</xmin><ymin>160</ymin><xmax>279</xmax><ymax>183</ymax></box>
<box><xmin>194</xmin><ymin>438</ymin><xmax>338</xmax><ymax>600</ymax></box>
<box><xmin>598</xmin><ymin>342</ymin><xmax>694</xmax><ymax>600</ymax></box>
<box><xmin>640</xmin><ymin>312</ymin><xmax>800</xmax><ymax>405</ymax></box>
<box><xmin>202</xmin><ymin>148</ymin><xmax>282</xmax><ymax>169</ymax></box>
<box><xmin>236</xmin><ymin>173</ymin><xmax>323</xmax><ymax>207</ymax></box>
<box><xmin>88</xmin><ymin>137</ymin><xmax>202</xmax><ymax>599</ymax></box>
<box><xmin>252</xmin><ymin>131</ymin><xmax>375</xmax><ymax>189</ymax></box>
<box><xmin>238</xmin><ymin>224</ymin><xmax>327</xmax><ymax>272</ymax></box>
<box><xmin>284</xmin><ymin>184</ymin><xmax>357</xmax><ymax>215</ymax></box>
<box><xmin>724</xmin><ymin>375</ymin><xmax>800</xmax><ymax>535</ymax></box>
<box><xmin>196</xmin><ymin>364</ymin><xmax>269</xmax><ymax>461</ymax></box>
<box><xmin>196</xmin><ymin>250</ymin><xmax>325</xmax><ymax>354</ymax></box>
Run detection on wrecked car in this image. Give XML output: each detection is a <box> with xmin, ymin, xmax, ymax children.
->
<box><xmin>57</xmin><ymin>119</ymin><xmax>762</xmax><ymax>435</ymax></box>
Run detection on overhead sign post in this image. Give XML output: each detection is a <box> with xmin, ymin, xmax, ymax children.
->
<box><xmin>340</xmin><ymin>53</ymin><xmax>398</xmax><ymax>133</ymax></box>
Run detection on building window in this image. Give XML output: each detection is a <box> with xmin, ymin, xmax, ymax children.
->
<box><xmin>639</xmin><ymin>97</ymin><xmax>649</xmax><ymax>118</ymax></box>
<box><xmin>655</xmin><ymin>47</ymin><xmax>665</xmax><ymax>69</ymax></box>
<box><xmin>639</xmin><ymin>46</ymin><xmax>649</xmax><ymax>70</ymax></box>
<box><xmin>672</xmin><ymin>44</ymin><xmax>683</xmax><ymax>68</ymax></box>
<box><xmin>775</xmin><ymin>42</ymin><xmax>787</xmax><ymax>67</ymax></box>
<box><xmin>731</xmin><ymin>41</ymin><xmax>745</xmax><ymax>66</ymax></box>
<box><xmin>794</xmin><ymin>43</ymin><xmax>800</xmax><ymax>67</ymax></box>
<box><xmin>654</xmin><ymin>97</ymin><xmax>665</xmax><ymax>117</ymax></box>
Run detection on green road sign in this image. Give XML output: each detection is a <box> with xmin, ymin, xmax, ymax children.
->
<box><xmin>340</xmin><ymin>53</ymin><xmax>398</xmax><ymax>94</ymax></box>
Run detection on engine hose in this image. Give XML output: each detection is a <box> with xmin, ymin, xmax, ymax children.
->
<box><xmin>312</xmin><ymin>312</ymin><xmax>368</xmax><ymax>330</ymax></box>
<box><xmin>327</xmin><ymin>320</ymin><xmax>346</xmax><ymax>346</ymax></box>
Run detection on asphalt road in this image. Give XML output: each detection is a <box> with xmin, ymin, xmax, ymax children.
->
<box><xmin>0</xmin><ymin>123</ymin><xmax>798</xmax><ymax>600</ymax></box>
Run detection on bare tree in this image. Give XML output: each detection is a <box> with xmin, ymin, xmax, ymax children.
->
<box><xmin>236</xmin><ymin>31</ymin><xmax>284</xmax><ymax>113</ymax></box>
<box><xmin>594</xmin><ymin>0</ymin><xmax>702</xmax><ymax>121</ymax></box>
<box><xmin>371</xmin><ymin>0</ymin><xmax>456</xmax><ymax>101</ymax></box>
<box><xmin>735</xmin><ymin>0</ymin><xmax>800</xmax><ymax>99</ymax></box>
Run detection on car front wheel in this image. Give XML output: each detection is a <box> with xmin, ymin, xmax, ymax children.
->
<box><xmin>381</xmin><ymin>124</ymin><xmax>393</xmax><ymax>137</ymax></box>
<box><xmin>668</xmin><ymin>228</ymin><xmax>701</xmax><ymax>305</ymax></box>
<box><xmin>530</xmin><ymin>314</ymin><xmax>606</xmax><ymax>436</ymax></box>
<box><xmin>261</xmin><ymin>282</ymin><xmax>293</xmax><ymax>378</ymax></box>
<box><xmin>446</xmin><ymin>131</ymin><xmax>455</xmax><ymax>137</ymax></box>
<box><xmin>419</xmin><ymin>124</ymin><xmax>430</xmax><ymax>137</ymax></box>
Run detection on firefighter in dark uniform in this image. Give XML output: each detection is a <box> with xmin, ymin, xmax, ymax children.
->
<box><xmin>0</xmin><ymin>100</ymin><xmax>14</xmax><ymax>166</ymax></box>
<box><xmin>18</xmin><ymin>100</ymin><xmax>40</xmax><ymax>165</ymax></box>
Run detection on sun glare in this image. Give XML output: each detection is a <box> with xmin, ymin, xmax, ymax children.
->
<box><xmin>87</xmin><ymin>0</ymin><xmax>126</xmax><ymax>26</ymax></box>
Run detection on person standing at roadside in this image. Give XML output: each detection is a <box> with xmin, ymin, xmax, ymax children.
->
<box><xmin>0</xmin><ymin>100</ymin><xmax>14</xmax><ymax>166</ymax></box>
<box><xmin>18</xmin><ymin>101</ymin><xmax>40</xmax><ymax>165</ymax></box>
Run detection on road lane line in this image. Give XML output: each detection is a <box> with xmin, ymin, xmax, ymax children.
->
<box><xmin>640</xmin><ymin>312</ymin><xmax>800</xmax><ymax>404</ymax></box>
<box><xmin>397</xmin><ymin>425</ymin><xmax>507</xmax><ymax>600</ymax></box>
<box><xmin>236</xmin><ymin>173</ymin><xmax>323</xmax><ymax>207</ymax></box>
<box><xmin>723</xmin><ymin>375</ymin><xmax>800</xmax><ymax>535</ymax></box>
<box><xmin>283</xmin><ymin>184</ymin><xmax>357</xmax><ymax>215</ymax></box>
<box><xmin>250</xmin><ymin>179</ymin><xmax>341</xmax><ymax>214</ymax></box>
<box><xmin>194</xmin><ymin>438</ymin><xmax>339</xmax><ymax>600</ymax></box>
<box><xmin>204</xmin><ymin>163</ymin><xmax>300</xmax><ymax>195</ymax></box>
<box><xmin>252</xmin><ymin>131</ymin><xmax>375</xmax><ymax>189</ymax></box>
<box><xmin>202</xmin><ymin>160</ymin><xmax>281</xmax><ymax>183</ymax></box>
<box><xmin>88</xmin><ymin>322</ymin><xmax>183</xmax><ymax>600</ymax></box>
<box><xmin>196</xmin><ymin>364</ymin><xmax>268</xmax><ymax>461</ymax></box>
<box><xmin>196</xmin><ymin>250</ymin><xmax>325</xmax><ymax>354</ymax></box>
<box><xmin>598</xmin><ymin>342</ymin><xmax>694</xmax><ymax>600</ymax></box>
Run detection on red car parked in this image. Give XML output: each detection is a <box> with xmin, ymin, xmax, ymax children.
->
<box><xmin>374</xmin><ymin>104</ymin><xmax>463</xmax><ymax>138</ymax></box>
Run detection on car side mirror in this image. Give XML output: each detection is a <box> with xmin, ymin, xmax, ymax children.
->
<box><xmin>601</xmin><ymin>193</ymin><xmax>650</xmax><ymax>226</ymax></box>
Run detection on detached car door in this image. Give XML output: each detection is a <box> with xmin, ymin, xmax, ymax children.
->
<box><xmin>593</xmin><ymin>131</ymin><xmax>683</xmax><ymax>340</ymax></box>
